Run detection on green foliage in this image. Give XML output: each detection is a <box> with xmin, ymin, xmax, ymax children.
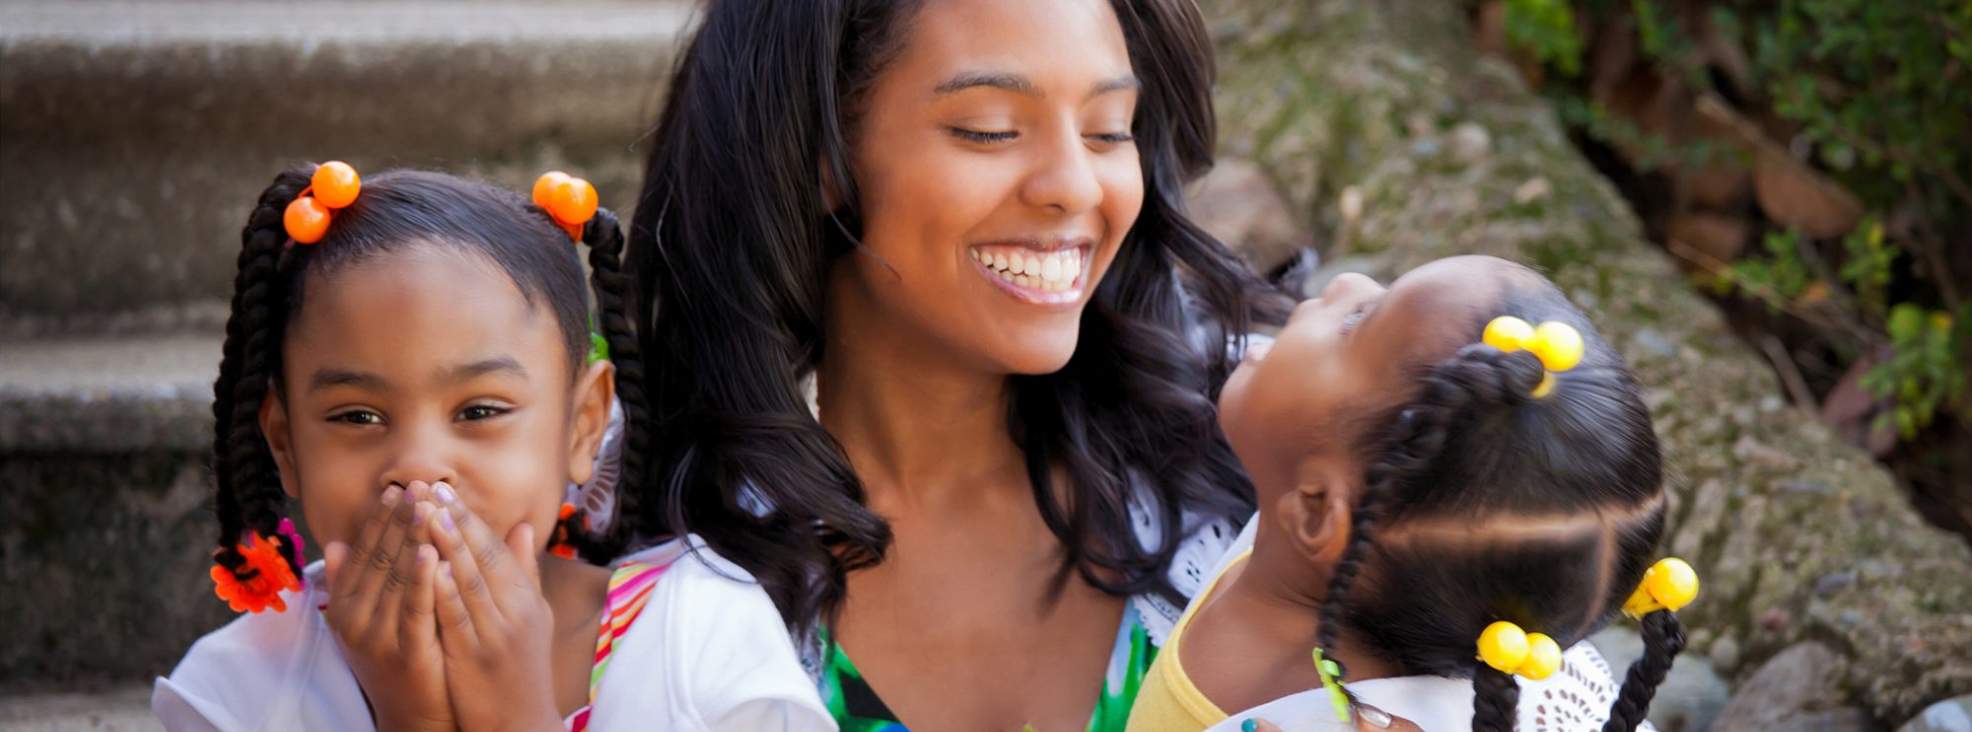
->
<box><xmin>1756</xmin><ymin>0</ymin><xmax>1972</xmax><ymax>204</ymax></box>
<box><xmin>1725</xmin><ymin>230</ymin><xmax>1812</xmax><ymax>306</ymax></box>
<box><xmin>1863</xmin><ymin>305</ymin><xmax>1970</xmax><ymax>438</ymax></box>
<box><xmin>1505</xmin><ymin>0</ymin><xmax>1585</xmax><ymax>75</ymax></box>
<box><xmin>1838</xmin><ymin>219</ymin><xmax>1896</xmax><ymax>313</ymax></box>
<box><xmin>1500</xmin><ymin>0</ymin><xmax>1972</xmax><ymax>444</ymax></box>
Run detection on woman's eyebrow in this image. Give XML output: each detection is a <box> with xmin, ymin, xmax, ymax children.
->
<box><xmin>933</xmin><ymin>72</ymin><xmax>1140</xmax><ymax>100</ymax></box>
<box><xmin>935</xmin><ymin>71</ymin><xmax>1036</xmax><ymax>96</ymax></box>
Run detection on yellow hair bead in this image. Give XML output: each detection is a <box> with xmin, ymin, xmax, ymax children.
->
<box><xmin>1483</xmin><ymin>316</ymin><xmax>1534</xmax><ymax>352</ymax></box>
<box><xmin>1527</xmin><ymin>321</ymin><xmax>1585</xmax><ymax>372</ymax></box>
<box><xmin>1477</xmin><ymin>621</ymin><xmax>1530</xmax><ymax>673</ymax></box>
<box><xmin>1623</xmin><ymin>557</ymin><xmax>1700</xmax><ymax>618</ymax></box>
<box><xmin>1520</xmin><ymin>633</ymin><xmax>1562</xmax><ymax>680</ymax></box>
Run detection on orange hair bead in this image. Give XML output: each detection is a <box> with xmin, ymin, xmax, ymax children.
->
<box><xmin>532</xmin><ymin>171</ymin><xmax>572</xmax><ymax>210</ymax></box>
<box><xmin>284</xmin><ymin>196</ymin><xmax>332</xmax><ymax>245</ymax></box>
<box><xmin>310</xmin><ymin>161</ymin><xmax>362</xmax><ymax>209</ymax></box>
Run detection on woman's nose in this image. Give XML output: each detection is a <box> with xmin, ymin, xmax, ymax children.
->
<box><xmin>1020</xmin><ymin>131</ymin><xmax>1103</xmax><ymax>215</ymax></box>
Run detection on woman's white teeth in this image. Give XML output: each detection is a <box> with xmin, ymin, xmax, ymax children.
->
<box><xmin>975</xmin><ymin>247</ymin><xmax>1083</xmax><ymax>292</ymax></box>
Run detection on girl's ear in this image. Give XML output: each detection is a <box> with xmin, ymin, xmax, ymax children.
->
<box><xmin>1275</xmin><ymin>458</ymin><xmax>1357</xmax><ymax>568</ymax></box>
<box><xmin>566</xmin><ymin>359</ymin><xmax>616</xmax><ymax>485</ymax></box>
<box><xmin>259</xmin><ymin>386</ymin><xmax>300</xmax><ymax>500</ymax></box>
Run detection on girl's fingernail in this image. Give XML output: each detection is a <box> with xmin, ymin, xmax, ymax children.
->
<box><xmin>1359</xmin><ymin>705</ymin><xmax>1393</xmax><ymax>728</ymax></box>
<box><xmin>435</xmin><ymin>482</ymin><xmax>457</xmax><ymax>504</ymax></box>
<box><xmin>1241</xmin><ymin>720</ymin><xmax>1258</xmax><ymax>732</ymax></box>
<box><xmin>382</xmin><ymin>484</ymin><xmax>403</xmax><ymax>505</ymax></box>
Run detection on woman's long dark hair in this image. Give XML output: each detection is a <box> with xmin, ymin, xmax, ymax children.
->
<box><xmin>626</xmin><ymin>0</ymin><xmax>1288</xmax><ymax>627</ymax></box>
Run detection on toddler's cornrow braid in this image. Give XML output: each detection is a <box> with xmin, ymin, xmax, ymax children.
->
<box><xmin>1316</xmin><ymin>343</ymin><xmax>1544</xmax><ymax>724</ymax></box>
<box><xmin>577</xmin><ymin>207</ymin><xmax>649</xmax><ymax>557</ymax></box>
<box><xmin>1472</xmin><ymin>664</ymin><xmax>1521</xmax><ymax>732</ymax></box>
<box><xmin>1602</xmin><ymin>609</ymin><xmax>1685</xmax><ymax>731</ymax></box>
<box><xmin>211</xmin><ymin>169</ymin><xmax>310</xmax><ymax>580</ymax></box>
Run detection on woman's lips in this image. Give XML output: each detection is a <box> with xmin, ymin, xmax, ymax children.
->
<box><xmin>968</xmin><ymin>243</ymin><xmax>1091</xmax><ymax>305</ymax></box>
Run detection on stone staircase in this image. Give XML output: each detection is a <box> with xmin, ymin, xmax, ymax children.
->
<box><xmin>0</xmin><ymin>0</ymin><xmax>693</xmax><ymax>700</ymax></box>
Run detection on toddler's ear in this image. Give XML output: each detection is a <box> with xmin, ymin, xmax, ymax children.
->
<box><xmin>259</xmin><ymin>387</ymin><xmax>300</xmax><ymax>500</ymax></box>
<box><xmin>1275</xmin><ymin>458</ymin><xmax>1356</xmax><ymax>568</ymax></box>
<box><xmin>566</xmin><ymin>360</ymin><xmax>616</xmax><ymax>485</ymax></box>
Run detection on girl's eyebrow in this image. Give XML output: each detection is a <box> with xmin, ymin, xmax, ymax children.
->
<box><xmin>441</xmin><ymin>356</ymin><xmax>527</xmax><ymax>384</ymax></box>
<box><xmin>309</xmin><ymin>368</ymin><xmax>387</xmax><ymax>393</ymax></box>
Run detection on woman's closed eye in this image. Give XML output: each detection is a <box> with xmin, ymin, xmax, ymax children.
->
<box><xmin>948</xmin><ymin>126</ymin><xmax>1017</xmax><ymax>144</ymax></box>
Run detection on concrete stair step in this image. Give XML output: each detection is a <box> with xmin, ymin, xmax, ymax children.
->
<box><xmin>0</xmin><ymin>327</ymin><xmax>221</xmax><ymax>453</ymax></box>
<box><xmin>0</xmin><ymin>0</ymin><xmax>693</xmax><ymax>317</ymax></box>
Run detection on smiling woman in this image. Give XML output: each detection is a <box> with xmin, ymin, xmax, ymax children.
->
<box><xmin>623</xmin><ymin>0</ymin><xmax>1290</xmax><ymax>729</ymax></box>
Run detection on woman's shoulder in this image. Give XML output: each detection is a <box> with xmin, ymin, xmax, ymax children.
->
<box><xmin>587</xmin><ymin>536</ymin><xmax>833</xmax><ymax>732</ymax></box>
<box><xmin>152</xmin><ymin>563</ymin><xmax>368</xmax><ymax>731</ymax></box>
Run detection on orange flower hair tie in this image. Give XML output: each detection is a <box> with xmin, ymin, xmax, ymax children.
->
<box><xmin>533</xmin><ymin>171</ymin><xmax>599</xmax><ymax>241</ymax></box>
<box><xmin>210</xmin><ymin>529</ymin><xmax>303</xmax><ymax>613</ymax></box>
<box><xmin>283</xmin><ymin>161</ymin><xmax>362</xmax><ymax>245</ymax></box>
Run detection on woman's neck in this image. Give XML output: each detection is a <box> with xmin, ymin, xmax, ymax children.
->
<box><xmin>816</xmin><ymin>273</ymin><xmax>1028</xmax><ymax>511</ymax></box>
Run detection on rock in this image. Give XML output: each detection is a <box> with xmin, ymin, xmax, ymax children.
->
<box><xmin>1708</xmin><ymin>634</ymin><xmax>1742</xmax><ymax>674</ymax></box>
<box><xmin>1185</xmin><ymin>158</ymin><xmax>1314</xmax><ymax>275</ymax></box>
<box><xmin>1513</xmin><ymin>177</ymin><xmax>1553</xmax><ymax>205</ymax></box>
<box><xmin>1339</xmin><ymin>186</ymin><xmax>1366</xmax><ymax>224</ymax></box>
<box><xmin>1667</xmin><ymin>212</ymin><xmax>1750</xmax><ymax>267</ymax></box>
<box><xmin>1753</xmin><ymin>145</ymin><xmax>1866</xmax><ymax>239</ymax></box>
<box><xmin>1713</xmin><ymin>643</ymin><xmax>1869</xmax><ymax>731</ymax></box>
<box><xmin>1591</xmin><ymin>626</ymin><xmax>1730</xmax><ymax>732</ymax></box>
<box><xmin>1901</xmin><ymin>696</ymin><xmax>1972</xmax><ymax>732</ymax></box>
<box><xmin>1449</xmin><ymin>122</ymin><xmax>1492</xmax><ymax>163</ymax></box>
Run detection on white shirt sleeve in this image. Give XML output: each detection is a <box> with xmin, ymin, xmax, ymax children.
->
<box><xmin>586</xmin><ymin>539</ymin><xmax>836</xmax><ymax>732</ymax></box>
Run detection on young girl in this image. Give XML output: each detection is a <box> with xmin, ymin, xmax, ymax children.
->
<box><xmin>151</xmin><ymin>163</ymin><xmax>834</xmax><ymax>731</ymax></box>
<box><xmin>1129</xmin><ymin>255</ymin><xmax>1697</xmax><ymax>731</ymax></box>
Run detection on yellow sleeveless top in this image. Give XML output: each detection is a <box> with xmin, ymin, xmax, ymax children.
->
<box><xmin>1126</xmin><ymin>549</ymin><xmax>1252</xmax><ymax>732</ymax></box>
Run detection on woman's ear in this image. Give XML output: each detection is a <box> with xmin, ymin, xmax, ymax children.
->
<box><xmin>1274</xmin><ymin>457</ymin><xmax>1357</xmax><ymax>568</ymax></box>
<box><xmin>566</xmin><ymin>360</ymin><xmax>616</xmax><ymax>485</ymax></box>
<box><xmin>259</xmin><ymin>387</ymin><xmax>300</xmax><ymax>500</ymax></box>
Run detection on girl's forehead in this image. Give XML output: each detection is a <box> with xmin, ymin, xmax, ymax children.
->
<box><xmin>285</xmin><ymin>247</ymin><xmax>569</xmax><ymax>381</ymax></box>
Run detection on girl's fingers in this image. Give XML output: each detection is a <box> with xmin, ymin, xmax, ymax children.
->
<box><xmin>350</xmin><ymin>484</ymin><xmax>418</xmax><ymax>609</ymax></box>
<box><xmin>433</xmin><ymin>481</ymin><xmax>536</xmax><ymax>612</ymax></box>
<box><xmin>322</xmin><ymin>541</ymin><xmax>347</xmax><ymax>590</ymax></box>
<box><xmin>333</xmin><ymin>484</ymin><xmax>403</xmax><ymax>607</ymax></box>
<box><xmin>429</xmin><ymin>491</ymin><xmax>503</xmax><ymax>629</ymax></box>
<box><xmin>505</xmin><ymin>522</ymin><xmax>542</xmax><ymax>593</ymax></box>
<box><xmin>371</xmin><ymin>500</ymin><xmax>435</xmax><ymax>640</ymax></box>
<box><xmin>432</xmin><ymin>560</ymin><xmax>477</xmax><ymax>650</ymax></box>
<box><xmin>398</xmin><ymin>544</ymin><xmax>440</xmax><ymax>654</ymax></box>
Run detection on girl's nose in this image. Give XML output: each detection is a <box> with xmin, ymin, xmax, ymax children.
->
<box><xmin>1319</xmin><ymin>271</ymin><xmax>1381</xmax><ymax>302</ymax></box>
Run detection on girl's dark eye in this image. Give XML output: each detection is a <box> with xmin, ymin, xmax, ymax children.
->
<box><xmin>458</xmin><ymin>404</ymin><xmax>511</xmax><ymax>421</ymax></box>
<box><xmin>1088</xmin><ymin>132</ymin><xmax>1135</xmax><ymax>144</ymax></box>
<box><xmin>949</xmin><ymin>127</ymin><xmax>1018</xmax><ymax>143</ymax></box>
<box><xmin>330</xmin><ymin>410</ymin><xmax>384</xmax><ymax>426</ymax></box>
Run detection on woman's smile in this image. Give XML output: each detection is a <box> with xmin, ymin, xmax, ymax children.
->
<box><xmin>968</xmin><ymin>237</ymin><xmax>1094</xmax><ymax>306</ymax></box>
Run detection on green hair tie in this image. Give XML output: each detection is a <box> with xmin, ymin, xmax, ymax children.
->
<box><xmin>1313</xmin><ymin>647</ymin><xmax>1350</xmax><ymax>723</ymax></box>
